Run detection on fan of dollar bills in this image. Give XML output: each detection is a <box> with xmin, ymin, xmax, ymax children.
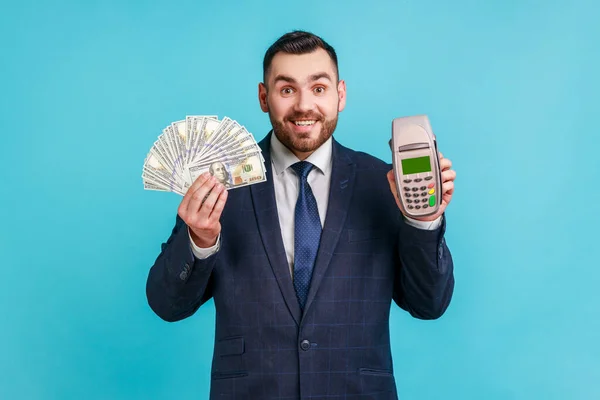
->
<box><xmin>142</xmin><ymin>115</ymin><xmax>267</xmax><ymax>196</ymax></box>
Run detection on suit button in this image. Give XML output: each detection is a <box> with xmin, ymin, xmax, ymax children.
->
<box><xmin>300</xmin><ymin>340</ymin><xmax>310</xmax><ymax>351</ymax></box>
<box><xmin>179</xmin><ymin>271</ymin><xmax>188</xmax><ymax>280</ymax></box>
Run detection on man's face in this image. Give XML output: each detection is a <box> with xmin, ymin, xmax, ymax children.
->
<box><xmin>259</xmin><ymin>48</ymin><xmax>346</xmax><ymax>159</ymax></box>
<box><xmin>211</xmin><ymin>162</ymin><xmax>227</xmax><ymax>182</ymax></box>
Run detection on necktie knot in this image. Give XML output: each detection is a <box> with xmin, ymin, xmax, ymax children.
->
<box><xmin>290</xmin><ymin>161</ymin><xmax>314</xmax><ymax>180</ymax></box>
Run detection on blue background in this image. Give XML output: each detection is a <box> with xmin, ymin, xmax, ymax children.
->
<box><xmin>1</xmin><ymin>0</ymin><xmax>598</xmax><ymax>399</ymax></box>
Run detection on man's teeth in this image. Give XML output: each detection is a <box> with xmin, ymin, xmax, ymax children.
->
<box><xmin>294</xmin><ymin>120</ymin><xmax>316</xmax><ymax>126</ymax></box>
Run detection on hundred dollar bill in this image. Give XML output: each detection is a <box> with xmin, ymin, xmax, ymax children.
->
<box><xmin>210</xmin><ymin>125</ymin><xmax>255</xmax><ymax>154</ymax></box>
<box><xmin>142</xmin><ymin>162</ymin><xmax>181</xmax><ymax>189</ymax></box>
<box><xmin>218</xmin><ymin>129</ymin><xmax>263</xmax><ymax>156</ymax></box>
<box><xmin>185</xmin><ymin>115</ymin><xmax>197</xmax><ymax>162</ymax></box>
<box><xmin>159</xmin><ymin>134</ymin><xmax>187</xmax><ymax>184</ymax></box>
<box><xmin>143</xmin><ymin>152</ymin><xmax>185</xmax><ymax>193</ymax></box>
<box><xmin>192</xmin><ymin>117</ymin><xmax>236</xmax><ymax>164</ymax></box>
<box><xmin>194</xmin><ymin>142</ymin><xmax>262</xmax><ymax>167</ymax></box>
<box><xmin>169</xmin><ymin>120</ymin><xmax>188</xmax><ymax>174</ymax></box>
<box><xmin>161</xmin><ymin>126</ymin><xmax>179</xmax><ymax>177</ymax></box>
<box><xmin>152</xmin><ymin>134</ymin><xmax>179</xmax><ymax>178</ymax></box>
<box><xmin>185</xmin><ymin>152</ymin><xmax>267</xmax><ymax>191</ymax></box>
<box><xmin>186</xmin><ymin>116</ymin><xmax>212</xmax><ymax>156</ymax></box>
<box><xmin>199</xmin><ymin>124</ymin><xmax>264</xmax><ymax>167</ymax></box>
<box><xmin>189</xmin><ymin>116</ymin><xmax>223</xmax><ymax>164</ymax></box>
<box><xmin>142</xmin><ymin>165</ymin><xmax>171</xmax><ymax>188</ymax></box>
<box><xmin>185</xmin><ymin>116</ymin><xmax>204</xmax><ymax>164</ymax></box>
<box><xmin>185</xmin><ymin>115</ymin><xmax>218</xmax><ymax>160</ymax></box>
<box><xmin>144</xmin><ymin>180</ymin><xmax>185</xmax><ymax>196</ymax></box>
<box><xmin>147</xmin><ymin>148</ymin><xmax>176</xmax><ymax>186</ymax></box>
<box><xmin>205</xmin><ymin>120</ymin><xmax>244</xmax><ymax>150</ymax></box>
<box><xmin>158</xmin><ymin>127</ymin><xmax>175</xmax><ymax>162</ymax></box>
<box><xmin>143</xmin><ymin>164</ymin><xmax>182</xmax><ymax>193</ymax></box>
<box><xmin>143</xmin><ymin>180</ymin><xmax>169</xmax><ymax>192</ymax></box>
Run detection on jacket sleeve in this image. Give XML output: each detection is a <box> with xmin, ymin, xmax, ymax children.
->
<box><xmin>146</xmin><ymin>214</ymin><xmax>218</xmax><ymax>322</ymax></box>
<box><xmin>392</xmin><ymin>214</ymin><xmax>455</xmax><ymax>320</ymax></box>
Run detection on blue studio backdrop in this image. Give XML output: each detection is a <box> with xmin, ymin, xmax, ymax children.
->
<box><xmin>1</xmin><ymin>0</ymin><xmax>599</xmax><ymax>399</ymax></box>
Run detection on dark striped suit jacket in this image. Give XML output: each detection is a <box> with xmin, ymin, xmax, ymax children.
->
<box><xmin>146</xmin><ymin>132</ymin><xmax>455</xmax><ymax>399</ymax></box>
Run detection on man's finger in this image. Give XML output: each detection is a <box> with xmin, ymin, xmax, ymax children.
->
<box><xmin>209</xmin><ymin>188</ymin><xmax>229</xmax><ymax>223</ymax></box>
<box><xmin>440</xmin><ymin>157</ymin><xmax>452</xmax><ymax>172</ymax></box>
<box><xmin>180</xmin><ymin>172</ymin><xmax>212</xmax><ymax>213</ymax></box>
<box><xmin>386</xmin><ymin>170</ymin><xmax>404</xmax><ymax>210</ymax></box>
<box><xmin>387</xmin><ymin>170</ymin><xmax>400</xmax><ymax>196</ymax></box>
<box><xmin>198</xmin><ymin>183</ymin><xmax>224</xmax><ymax>220</ymax></box>
<box><xmin>442</xmin><ymin>180</ymin><xmax>454</xmax><ymax>196</ymax></box>
<box><xmin>441</xmin><ymin>169</ymin><xmax>456</xmax><ymax>183</ymax></box>
<box><xmin>386</xmin><ymin>170</ymin><xmax>395</xmax><ymax>186</ymax></box>
<box><xmin>187</xmin><ymin>177</ymin><xmax>218</xmax><ymax>215</ymax></box>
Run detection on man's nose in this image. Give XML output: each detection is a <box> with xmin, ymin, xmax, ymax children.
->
<box><xmin>294</xmin><ymin>90</ymin><xmax>315</xmax><ymax>113</ymax></box>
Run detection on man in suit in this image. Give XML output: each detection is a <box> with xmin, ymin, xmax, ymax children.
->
<box><xmin>146</xmin><ymin>30</ymin><xmax>456</xmax><ymax>399</ymax></box>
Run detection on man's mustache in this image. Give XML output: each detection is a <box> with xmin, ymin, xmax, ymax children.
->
<box><xmin>284</xmin><ymin>111</ymin><xmax>323</xmax><ymax>121</ymax></box>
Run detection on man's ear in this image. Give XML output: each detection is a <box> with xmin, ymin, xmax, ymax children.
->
<box><xmin>337</xmin><ymin>79</ymin><xmax>347</xmax><ymax>112</ymax></box>
<box><xmin>258</xmin><ymin>82</ymin><xmax>268</xmax><ymax>112</ymax></box>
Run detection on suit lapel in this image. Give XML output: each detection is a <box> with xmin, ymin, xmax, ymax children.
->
<box><xmin>250</xmin><ymin>132</ymin><xmax>302</xmax><ymax>326</ymax></box>
<box><xmin>301</xmin><ymin>139</ymin><xmax>355</xmax><ymax>321</ymax></box>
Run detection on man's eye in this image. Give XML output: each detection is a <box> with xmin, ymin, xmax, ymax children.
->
<box><xmin>281</xmin><ymin>87</ymin><xmax>294</xmax><ymax>95</ymax></box>
<box><xmin>314</xmin><ymin>87</ymin><xmax>325</xmax><ymax>94</ymax></box>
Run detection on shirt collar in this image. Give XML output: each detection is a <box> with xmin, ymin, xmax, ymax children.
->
<box><xmin>270</xmin><ymin>131</ymin><xmax>333</xmax><ymax>176</ymax></box>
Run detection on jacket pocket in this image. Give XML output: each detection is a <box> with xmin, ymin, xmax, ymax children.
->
<box><xmin>213</xmin><ymin>337</ymin><xmax>247</xmax><ymax>381</ymax></box>
<box><xmin>217</xmin><ymin>336</ymin><xmax>245</xmax><ymax>357</ymax></box>
<box><xmin>211</xmin><ymin>371</ymin><xmax>248</xmax><ymax>380</ymax></box>
<box><xmin>358</xmin><ymin>367</ymin><xmax>393</xmax><ymax>377</ymax></box>
<box><xmin>358</xmin><ymin>367</ymin><xmax>397</xmax><ymax>396</ymax></box>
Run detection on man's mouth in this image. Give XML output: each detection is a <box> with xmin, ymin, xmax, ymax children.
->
<box><xmin>292</xmin><ymin>120</ymin><xmax>317</xmax><ymax>126</ymax></box>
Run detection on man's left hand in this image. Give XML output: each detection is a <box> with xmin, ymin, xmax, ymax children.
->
<box><xmin>386</xmin><ymin>152</ymin><xmax>456</xmax><ymax>222</ymax></box>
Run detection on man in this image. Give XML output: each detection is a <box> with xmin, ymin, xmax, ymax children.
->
<box><xmin>146</xmin><ymin>30</ymin><xmax>456</xmax><ymax>399</ymax></box>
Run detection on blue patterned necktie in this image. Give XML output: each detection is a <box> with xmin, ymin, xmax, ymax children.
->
<box><xmin>290</xmin><ymin>161</ymin><xmax>322</xmax><ymax>311</ymax></box>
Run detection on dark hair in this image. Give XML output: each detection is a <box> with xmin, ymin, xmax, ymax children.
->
<box><xmin>262</xmin><ymin>30</ymin><xmax>339</xmax><ymax>83</ymax></box>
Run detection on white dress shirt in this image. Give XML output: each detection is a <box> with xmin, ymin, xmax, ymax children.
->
<box><xmin>189</xmin><ymin>133</ymin><xmax>442</xmax><ymax>275</ymax></box>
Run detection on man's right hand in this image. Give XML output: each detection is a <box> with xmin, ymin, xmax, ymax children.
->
<box><xmin>178</xmin><ymin>172</ymin><xmax>229</xmax><ymax>248</ymax></box>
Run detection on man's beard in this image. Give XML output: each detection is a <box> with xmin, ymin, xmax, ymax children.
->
<box><xmin>268</xmin><ymin>108</ymin><xmax>338</xmax><ymax>155</ymax></box>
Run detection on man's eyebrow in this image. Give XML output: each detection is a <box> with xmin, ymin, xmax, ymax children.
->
<box><xmin>308</xmin><ymin>72</ymin><xmax>333</xmax><ymax>82</ymax></box>
<box><xmin>272</xmin><ymin>72</ymin><xmax>334</xmax><ymax>85</ymax></box>
<box><xmin>273</xmin><ymin>74</ymin><xmax>297</xmax><ymax>84</ymax></box>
